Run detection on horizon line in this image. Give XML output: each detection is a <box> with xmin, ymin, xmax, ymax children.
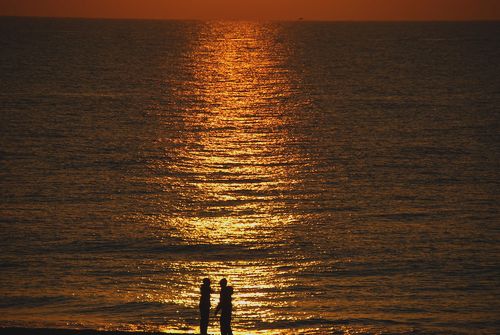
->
<box><xmin>1</xmin><ymin>15</ymin><xmax>500</xmax><ymax>23</ymax></box>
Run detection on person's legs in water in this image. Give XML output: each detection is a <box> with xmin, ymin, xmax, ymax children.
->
<box><xmin>199</xmin><ymin>278</ymin><xmax>211</xmax><ymax>335</ymax></box>
<box><xmin>220</xmin><ymin>311</ymin><xmax>230</xmax><ymax>335</ymax></box>
<box><xmin>200</xmin><ymin>306</ymin><xmax>209</xmax><ymax>335</ymax></box>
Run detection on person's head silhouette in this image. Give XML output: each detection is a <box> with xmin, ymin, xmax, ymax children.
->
<box><xmin>219</xmin><ymin>278</ymin><xmax>227</xmax><ymax>288</ymax></box>
<box><xmin>202</xmin><ymin>278</ymin><xmax>210</xmax><ymax>286</ymax></box>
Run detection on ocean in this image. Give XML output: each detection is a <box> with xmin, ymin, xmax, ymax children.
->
<box><xmin>0</xmin><ymin>17</ymin><xmax>499</xmax><ymax>334</ymax></box>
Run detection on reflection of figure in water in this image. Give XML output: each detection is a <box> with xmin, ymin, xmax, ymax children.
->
<box><xmin>215</xmin><ymin>278</ymin><xmax>233</xmax><ymax>335</ymax></box>
<box><xmin>199</xmin><ymin>278</ymin><xmax>211</xmax><ymax>335</ymax></box>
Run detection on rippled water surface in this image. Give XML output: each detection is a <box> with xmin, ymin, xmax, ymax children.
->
<box><xmin>1</xmin><ymin>18</ymin><xmax>499</xmax><ymax>334</ymax></box>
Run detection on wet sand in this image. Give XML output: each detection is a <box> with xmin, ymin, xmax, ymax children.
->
<box><xmin>0</xmin><ymin>328</ymin><xmax>186</xmax><ymax>335</ymax></box>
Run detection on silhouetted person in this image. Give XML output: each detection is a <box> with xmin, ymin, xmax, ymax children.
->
<box><xmin>215</xmin><ymin>279</ymin><xmax>233</xmax><ymax>335</ymax></box>
<box><xmin>199</xmin><ymin>278</ymin><xmax>211</xmax><ymax>335</ymax></box>
<box><xmin>220</xmin><ymin>286</ymin><xmax>233</xmax><ymax>335</ymax></box>
<box><xmin>215</xmin><ymin>278</ymin><xmax>228</xmax><ymax>316</ymax></box>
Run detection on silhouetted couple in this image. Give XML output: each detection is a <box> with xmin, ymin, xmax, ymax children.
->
<box><xmin>199</xmin><ymin>277</ymin><xmax>233</xmax><ymax>335</ymax></box>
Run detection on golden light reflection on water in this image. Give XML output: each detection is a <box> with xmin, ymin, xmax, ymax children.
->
<box><xmin>171</xmin><ymin>22</ymin><xmax>304</xmax><ymax>238</ymax></box>
<box><xmin>2</xmin><ymin>18</ymin><xmax>496</xmax><ymax>335</ymax></box>
<box><xmin>152</xmin><ymin>22</ymin><xmax>314</xmax><ymax>333</ymax></box>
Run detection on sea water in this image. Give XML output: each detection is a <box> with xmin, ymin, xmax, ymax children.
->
<box><xmin>0</xmin><ymin>17</ymin><xmax>499</xmax><ymax>334</ymax></box>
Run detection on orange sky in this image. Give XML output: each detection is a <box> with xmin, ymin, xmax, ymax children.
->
<box><xmin>1</xmin><ymin>0</ymin><xmax>499</xmax><ymax>21</ymax></box>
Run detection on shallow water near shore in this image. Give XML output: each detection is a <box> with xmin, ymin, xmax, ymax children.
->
<box><xmin>0</xmin><ymin>17</ymin><xmax>499</xmax><ymax>334</ymax></box>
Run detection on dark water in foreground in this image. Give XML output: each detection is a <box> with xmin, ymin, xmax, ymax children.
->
<box><xmin>0</xmin><ymin>17</ymin><xmax>499</xmax><ymax>334</ymax></box>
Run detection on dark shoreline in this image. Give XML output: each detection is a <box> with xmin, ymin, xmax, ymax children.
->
<box><xmin>0</xmin><ymin>328</ymin><xmax>185</xmax><ymax>335</ymax></box>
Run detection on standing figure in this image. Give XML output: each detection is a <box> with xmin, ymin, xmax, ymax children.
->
<box><xmin>215</xmin><ymin>278</ymin><xmax>233</xmax><ymax>335</ymax></box>
<box><xmin>199</xmin><ymin>278</ymin><xmax>211</xmax><ymax>335</ymax></box>
<box><xmin>220</xmin><ymin>286</ymin><xmax>233</xmax><ymax>335</ymax></box>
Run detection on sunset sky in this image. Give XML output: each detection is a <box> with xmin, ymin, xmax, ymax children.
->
<box><xmin>1</xmin><ymin>0</ymin><xmax>500</xmax><ymax>21</ymax></box>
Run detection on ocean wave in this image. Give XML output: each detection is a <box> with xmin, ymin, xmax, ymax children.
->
<box><xmin>0</xmin><ymin>296</ymin><xmax>76</xmax><ymax>309</ymax></box>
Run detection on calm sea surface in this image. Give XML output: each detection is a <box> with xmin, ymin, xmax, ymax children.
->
<box><xmin>0</xmin><ymin>17</ymin><xmax>499</xmax><ymax>334</ymax></box>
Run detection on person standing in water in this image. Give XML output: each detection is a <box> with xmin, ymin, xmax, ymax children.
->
<box><xmin>220</xmin><ymin>286</ymin><xmax>233</xmax><ymax>335</ymax></box>
<box><xmin>199</xmin><ymin>278</ymin><xmax>211</xmax><ymax>335</ymax></box>
<box><xmin>215</xmin><ymin>278</ymin><xmax>233</xmax><ymax>335</ymax></box>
